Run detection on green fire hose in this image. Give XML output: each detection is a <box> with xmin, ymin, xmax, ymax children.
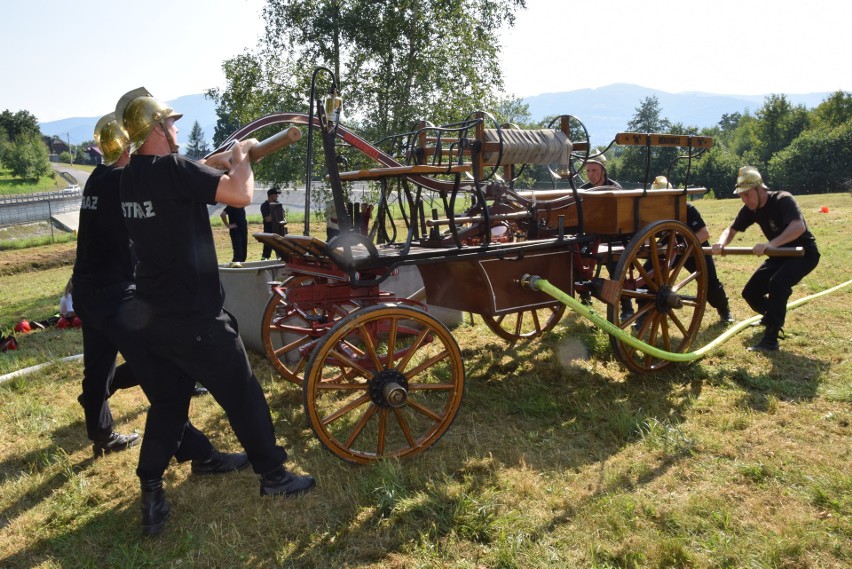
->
<box><xmin>523</xmin><ymin>275</ymin><xmax>852</xmax><ymax>362</ymax></box>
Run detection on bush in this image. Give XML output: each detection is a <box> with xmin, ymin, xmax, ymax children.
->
<box><xmin>768</xmin><ymin>122</ymin><xmax>852</xmax><ymax>194</ymax></box>
<box><xmin>6</xmin><ymin>133</ymin><xmax>52</xmax><ymax>181</ymax></box>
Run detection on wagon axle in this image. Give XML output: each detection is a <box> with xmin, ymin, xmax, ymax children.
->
<box><xmin>655</xmin><ymin>285</ymin><xmax>684</xmax><ymax>312</ymax></box>
<box><xmin>369</xmin><ymin>369</ymin><xmax>409</xmax><ymax>408</ymax></box>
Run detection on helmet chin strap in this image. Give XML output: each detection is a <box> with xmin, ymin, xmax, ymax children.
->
<box><xmin>159</xmin><ymin>120</ymin><xmax>180</xmax><ymax>154</ymax></box>
<box><xmin>753</xmin><ymin>187</ymin><xmax>767</xmax><ymax>213</ymax></box>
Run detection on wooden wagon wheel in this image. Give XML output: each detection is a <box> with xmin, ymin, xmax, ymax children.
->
<box><xmin>303</xmin><ymin>304</ymin><xmax>464</xmax><ymax>463</ymax></box>
<box><xmin>608</xmin><ymin>220</ymin><xmax>707</xmax><ymax>373</ymax></box>
<box><xmin>481</xmin><ymin>304</ymin><xmax>566</xmax><ymax>343</ymax></box>
<box><xmin>261</xmin><ymin>275</ymin><xmax>360</xmax><ymax>385</ymax></box>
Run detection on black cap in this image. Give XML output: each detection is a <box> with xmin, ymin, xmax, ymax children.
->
<box><xmin>267</xmin><ymin>187</ymin><xmax>281</xmax><ymax>195</ymax></box>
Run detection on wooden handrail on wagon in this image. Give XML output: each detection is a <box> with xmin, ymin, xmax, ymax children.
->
<box><xmin>614</xmin><ymin>133</ymin><xmax>714</xmax><ymax>148</ymax></box>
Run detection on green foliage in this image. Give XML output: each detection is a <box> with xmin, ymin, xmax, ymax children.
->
<box><xmin>752</xmin><ymin>94</ymin><xmax>810</xmax><ymax>166</ymax></box>
<box><xmin>609</xmin><ymin>97</ymin><xmax>700</xmax><ymax>186</ymax></box>
<box><xmin>210</xmin><ymin>0</ymin><xmax>526</xmax><ymax>188</ymax></box>
<box><xmin>691</xmin><ymin>146</ymin><xmax>742</xmax><ymax>198</ymax></box>
<box><xmin>0</xmin><ymin>109</ymin><xmax>41</xmax><ymax>141</ymax></box>
<box><xmin>206</xmin><ymin>50</ymin><xmax>307</xmax><ymax>186</ymax></box>
<box><xmin>626</xmin><ymin>96</ymin><xmax>672</xmax><ymax>134</ymax></box>
<box><xmin>601</xmin><ymin>90</ymin><xmax>851</xmax><ymax>197</ymax></box>
<box><xmin>768</xmin><ymin>122</ymin><xmax>852</xmax><ymax>193</ymax></box>
<box><xmin>184</xmin><ymin>120</ymin><xmax>210</xmax><ymax>160</ymax></box>
<box><xmin>809</xmin><ymin>90</ymin><xmax>852</xmax><ymax>129</ymax></box>
<box><xmin>5</xmin><ymin>132</ymin><xmax>52</xmax><ymax>181</ymax></box>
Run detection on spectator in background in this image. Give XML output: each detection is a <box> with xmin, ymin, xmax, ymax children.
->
<box><xmin>60</xmin><ymin>278</ymin><xmax>77</xmax><ymax>319</ymax></box>
<box><xmin>59</xmin><ymin>279</ymin><xmax>82</xmax><ymax>328</ymax></box>
<box><xmin>260</xmin><ymin>187</ymin><xmax>286</xmax><ymax>259</ymax></box>
<box><xmin>219</xmin><ymin>204</ymin><xmax>248</xmax><ymax>264</ymax></box>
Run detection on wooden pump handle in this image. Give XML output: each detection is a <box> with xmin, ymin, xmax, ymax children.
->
<box><xmin>248</xmin><ymin>126</ymin><xmax>302</xmax><ymax>163</ymax></box>
<box><xmin>702</xmin><ymin>246</ymin><xmax>804</xmax><ymax>257</ymax></box>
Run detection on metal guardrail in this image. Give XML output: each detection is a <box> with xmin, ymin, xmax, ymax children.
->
<box><xmin>0</xmin><ymin>188</ymin><xmax>82</xmax><ymax>205</ymax></box>
<box><xmin>0</xmin><ymin>191</ymin><xmax>82</xmax><ymax>226</ymax></box>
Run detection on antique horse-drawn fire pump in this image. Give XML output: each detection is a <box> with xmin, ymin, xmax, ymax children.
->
<box><xmin>211</xmin><ymin>68</ymin><xmax>751</xmax><ymax>464</ymax></box>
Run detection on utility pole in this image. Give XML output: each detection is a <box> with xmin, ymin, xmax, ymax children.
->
<box><xmin>62</xmin><ymin>132</ymin><xmax>73</xmax><ymax>165</ymax></box>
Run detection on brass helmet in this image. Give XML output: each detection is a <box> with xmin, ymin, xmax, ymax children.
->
<box><xmin>586</xmin><ymin>152</ymin><xmax>607</xmax><ymax>167</ymax></box>
<box><xmin>116</xmin><ymin>87</ymin><xmax>182</xmax><ymax>151</ymax></box>
<box><xmin>651</xmin><ymin>175</ymin><xmax>672</xmax><ymax>189</ymax></box>
<box><xmin>93</xmin><ymin>112</ymin><xmax>130</xmax><ymax>166</ymax></box>
<box><xmin>734</xmin><ymin>166</ymin><xmax>766</xmax><ymax>194</ymax></box>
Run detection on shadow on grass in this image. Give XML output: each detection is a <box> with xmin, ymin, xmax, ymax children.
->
<box><xmin>0</xmin><ymin>403</ymin><xmax>147</xmax><ymax>533</ymax></box>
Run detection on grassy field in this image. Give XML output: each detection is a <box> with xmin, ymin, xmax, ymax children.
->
<box><xmin>0</xmin><ymin>193</ymin><xmax>849</xmax><ymax>568</ymax></box>
<box><xmin>0</xmin><ymin>165</ymin><xmax>97</xmax><ymax>197</ymax></box>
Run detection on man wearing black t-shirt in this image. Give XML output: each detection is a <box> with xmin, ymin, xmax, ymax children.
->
<box><xmin>712</xmin><ymin>166</ymin><xmax>820</xmax><ymax>351</ymax></box>
<box><xmin>118</xmin><ymin>89</ymin><xmax>315</xmax><ymax>536</ymax></box>
<box><xmin>219</xmin><ymin>205</ymin><xmax>248</xmax><ymax>262</ymax></box>
<box><xmin>259</xmin><ymin>187</ymin><xmax>285</xmax><ymax>259</ymax></box>
<box><xmin>72</xmin><ymin>113</ymin><xmax>143</xmax><ymax>457</ymax></box>
<box><xmin>72</xmin><ymin>113</ymin><xmax>248</xmax><ymax>471</ymax></box>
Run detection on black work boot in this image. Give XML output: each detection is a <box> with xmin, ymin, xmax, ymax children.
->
<box><xmin>717</xmin><ymin>304</ymin><xmax>734</xmax><ymax>324</ymax></box>
<box><xmin>140</xmin><ymin>478</ymin><xmax>171</xmax><ymax>536</ymax></box>
<box><xmin>92</xmin><ymin>432</ymin><xmax>140</xmax><ymax>458</ymax></box>
<box><xmin>191</xmin><ymin>450</ymin><xmax>250</xmax><ymax>475</ymax></box>
<box><xmin>260</xmin><ymin>467</ymin><xmax>316</xmax><ymax>497</ymax></box>
<box><xmin>749</xmin><ymin>326</ymin><xmax>780</xmax><ymax>352</ymax></box>
<box><xmin>619</xmin><ymin>298</ymin><xmax>635</xmax><ymax>322</ymax></box>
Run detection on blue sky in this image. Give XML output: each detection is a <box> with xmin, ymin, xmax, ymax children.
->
<box><xmin>3</xmin><ymin>0</ymin><xmax>850</xmax><ymax>123</ymax></box>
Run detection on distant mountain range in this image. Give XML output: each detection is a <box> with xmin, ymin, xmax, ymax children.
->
<box><xmin>39</xmin><ymin>85</ymin><xmax>833</xmax><ymax>149</ymax></box>
<box><xmin>38</xmin><ymin>94</ymin><xmax>219</xmax><ymax>149</ymax></box>
<box><xmin>524</xmin><ymin>84</ymin><xmax>832</xmax><ymax>146</ymax></box>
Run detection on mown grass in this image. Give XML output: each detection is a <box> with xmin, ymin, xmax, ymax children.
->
<box><xmin>0</xmin><ymin>165</ymin><xmax>97</xmax><ymax>197</ymax></box>
<box><xmin>0</xmin><ymin>168</ymin><xmax>63</xmax><ymax>197</ymax></box>
<box><xmin>0</xmin><ymin>193</ymin><xmax>849</xmax><ymax>568</ymax></box>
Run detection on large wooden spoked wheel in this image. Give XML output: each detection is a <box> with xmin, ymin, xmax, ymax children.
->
<box><xmin>261</xmin><ymin>275</ymin><xmax>360</xmax><ymax>385</ymax></box>
<box><xmin>303</xmin><ymin>304</ymin><xmax>465</xmax><ymax>463</ymax></box>
<box><xmin>608</xmin><ymin>220</ymin><xmax>707</xmax><ymax>373</ymax></box>
<box><xmin>481</xmin><ymin>304</ymin><xmax>566</xmax><ymax>343</ymax></box>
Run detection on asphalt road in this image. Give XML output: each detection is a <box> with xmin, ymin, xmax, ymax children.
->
<box><xmin>52</xmin><ymin>164</ymin><xmax>90</xmax><ymax>188</ymax></box>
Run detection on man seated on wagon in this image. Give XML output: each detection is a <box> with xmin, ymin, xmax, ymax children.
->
<box><xmin>579</xmin><ymin>153</ymin><xmax>621</xmax><ymax>189</ymax></box>
<box><xmin>580</xmin><ymin>153</ymin><xmax>633</xmax><ymax>319</ymax></box>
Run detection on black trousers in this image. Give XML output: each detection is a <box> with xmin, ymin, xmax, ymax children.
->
<box><xmin>228</xmin><ymin>226</ymin><xmax>248</xmax><ymax>262</ymax></box>
<box><xmin>136</xmin><ymin>308</ymin><xmax>286</xmax><ymax>480</ymax></box>
<box><xmin>73</xmin><ymin>282</ymin><xmax>214</xmax><ymax>462</ymax></box>
<box><xmin>742</xmin><ymin>250</ymin><xmax>820</xmax><ymax>328</ymax></box>
<box><xmin>685</xmin><ymin>254</ymin><xmax>730</xmax><ymax>312</ymax></box>
<box><xmin>261</xmin><ymin>224</ymin><xmax>282</xmax><ymax>259</ymax></box>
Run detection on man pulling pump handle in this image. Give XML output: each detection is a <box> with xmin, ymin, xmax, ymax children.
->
<box><xmin>116</xmin><ymin>87</ymin><xmax>315</xmax><ymax>536</ymax></box>
<box><xmin>711</xmin><ymin>166</ymin><xmax>820</xmax><ymax>351</ymax></box>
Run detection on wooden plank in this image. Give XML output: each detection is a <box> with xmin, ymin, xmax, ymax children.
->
<box><xmin>615</xmin><ymin>133</ymin><xmax>714</xmax><ymax>148</ymax></box>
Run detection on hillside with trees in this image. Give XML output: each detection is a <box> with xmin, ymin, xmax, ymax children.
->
<box><xmin>604</xmin><ymin>91</ymin><xmax>852</xmax><ymax>197</ymax></box>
